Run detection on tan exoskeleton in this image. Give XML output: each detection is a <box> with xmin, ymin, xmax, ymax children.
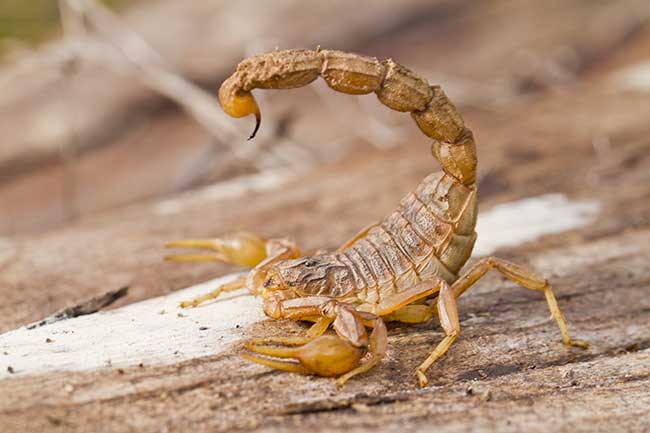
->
<box><xmin>165</xmin><ymin>48</ymin><xmax>588</xmax><ymax>388</ymax></box>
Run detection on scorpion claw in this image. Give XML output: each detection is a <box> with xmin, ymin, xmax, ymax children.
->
<box><xmin>240</xmin><ymin>352</ymin><xmax>311</xmax><ymax>375</ymax></box>
<box><xmin>164</xmin><ymin>232</ymin><xmax>268</xmax><ymax>268</ymax></box>
<box><xmin>242</xmin><ymin>334</ymin><xmax>365</xmax><ymax>378</ymax></box>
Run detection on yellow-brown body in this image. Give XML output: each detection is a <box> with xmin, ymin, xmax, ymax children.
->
<box><xmin>167</xmin><ymin>48</ymin><xmax>587</xmax><ymax>388</ymax></box>
<box><xmin>219</xmin><ymin>48</ymin><xmax>479</xmax><ymax>306</ymax></box>
<box><xmin>273</xmin><ymin>172</ymin><xmax>477</xmax><ymax>312</ymax></box>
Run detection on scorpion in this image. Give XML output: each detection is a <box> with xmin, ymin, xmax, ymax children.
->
<box><xmin>165</xmin><ymin>48</ymin><xmax>588</xmax><ymax>388</ymax></box>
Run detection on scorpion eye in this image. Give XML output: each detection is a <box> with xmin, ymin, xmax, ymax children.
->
<box><xmin>303</xmin><ymin>258</ymin><xmax>319</xmax><ymax>268</ymax></box>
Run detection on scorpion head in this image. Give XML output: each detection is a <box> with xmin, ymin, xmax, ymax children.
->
<box><xmin>253</xmin><ymin>255</ymin><xmax>356</xmax><ymax>319</ymax></box>
<box><xmin>259</xmin><ymin>255</ymin><xmax>355</xmax><ymax>299</ymax></box>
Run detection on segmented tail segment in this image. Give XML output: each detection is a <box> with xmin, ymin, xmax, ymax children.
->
<box><xmin>218</xmin><ymin>49</ymin><xmax>477</xmax><ymax>185</ymax></box>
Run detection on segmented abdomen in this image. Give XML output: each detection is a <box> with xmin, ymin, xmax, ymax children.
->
<box><xmin>337</xmin><ymin>171</ymin><xmax>477</xmax><ymax>304</ymax></box>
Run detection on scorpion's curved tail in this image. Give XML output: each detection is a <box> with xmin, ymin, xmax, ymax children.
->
<box><xmin>219</xmin><ymin>48</ymin><xmax>477</xmax><ymax>186</ymax></box>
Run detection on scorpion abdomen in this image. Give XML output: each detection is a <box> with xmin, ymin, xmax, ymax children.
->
<box><xmin>340</xmin><ymin>172</ymin><xmax>477</xmax><ymax>304</ymax></box>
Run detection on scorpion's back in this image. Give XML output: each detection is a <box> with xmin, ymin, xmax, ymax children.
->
<box><xmin>337</xmin><ymin>171</ymin><xmax>477</xmax><ymax>304</ymax></box>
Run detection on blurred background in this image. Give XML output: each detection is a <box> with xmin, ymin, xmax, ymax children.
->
<box><xmin>1</xmin><ymin>0</ymin><xmax>649</xmax><ymax>236</ymax></box>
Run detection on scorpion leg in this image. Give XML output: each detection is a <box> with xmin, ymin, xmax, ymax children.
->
<box><xmin>334</xmin><ymin>311</ymin><xmax>387</xmax><ymax>388</ymax></box>
<box><xmin>415</xmin><ymin>280</ymin><xmax>460</xmax><ymax>387</ymax></box>
<box><xmin>408</xmin><ymin>259</ymin><xmax>592</xmax><ymax>383</ymax></box>
<box><xmin>243</xmin><ymin>298</ymin><xmax>387</xmax><ymax>388</ymax></box>
<box><xmin>178</xmin><ymin>275</ymin><xmax>247</xmax><ymax>309</ymax></box>
<box><xmin>450</xmin><ymin>257</ymin><xmax>589</xmax><ymax>349</ymax></box>
<box><xmin>383</xmin><ymin>303</ymin><xmax>437</xmax><ymax>324</ymax></box>
<box><xmin>362</xmin><ymin>280</ymin><xmax>439</xmax><ymax>323</ymax></box>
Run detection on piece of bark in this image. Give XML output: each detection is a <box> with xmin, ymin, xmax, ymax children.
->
<box><xmin>25</xmin><ymin>286</ymin><xmax>128</xmax><ymax>329</ymax></box>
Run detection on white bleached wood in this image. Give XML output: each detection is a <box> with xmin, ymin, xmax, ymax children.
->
<box><xmin>474</xmin><ymin>193</ymin><xmax>600</xmax><ymax>255</ymax></box>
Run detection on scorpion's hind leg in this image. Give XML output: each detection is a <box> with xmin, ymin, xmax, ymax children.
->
<box><xmin>383</xmin><ymin>303</ymin><xmax>437</xmax><ymax>324</ymax></box>
<box><xmin>415</xmin><ymin>281</ymin><xmax>460</xmax><ymax>387</ymax></box>
<box><xmin>452</xmin><ymin>256</ymin><xmax>590</xmax><ymax>348</ymax></box>
<box><xmin>415</xmin><ymin>258</ymin><xmax>589</xmax><ymax>385</ymax></box>
<box><xmin>243</xmin><ymin>298</ymin><xmax>387</xmax><ymax>388</ymax></box>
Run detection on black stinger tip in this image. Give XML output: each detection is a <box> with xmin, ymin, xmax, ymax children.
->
<box><xmin>247</xmin><ymin>112</ymin><xmax>261</xmax><ymax>141</ymax></box>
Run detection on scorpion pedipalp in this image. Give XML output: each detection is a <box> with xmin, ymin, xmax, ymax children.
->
<box><xmin>165</xmin><ymin>232</ymin><xmax>301</xmax><ymax>308</ymax></box>
<box><xmin>164</xmin><ymin>232</ymin><xmax>268</xmax><ymax>267</ymax></box>
<box><xmin>242</xmin><ymin>334</ymin><xmax>365</xmax><ymax>378</ymax></box>
<box><xmin>243</xmin><ymin>298</ymin><xmax>388</xmax><ymax>387</ymax></box>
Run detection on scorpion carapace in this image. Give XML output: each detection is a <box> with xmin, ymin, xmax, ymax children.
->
<box><xmin>165</xmin><ymin>48</ymin><xmax>588</xmax><ymax>388</ymax></box>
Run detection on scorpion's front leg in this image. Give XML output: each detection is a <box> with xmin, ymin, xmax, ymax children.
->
<box><xmin>165</xmin><ymin>232</ymin><xmax>301</xmax><ymax>307</ymax></box>
<box><xmin>243</xmin><ymin>297</ymin><xmax>387</xmax><ymax>388</ymax></box>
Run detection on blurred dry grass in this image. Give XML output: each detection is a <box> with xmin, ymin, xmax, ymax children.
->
<box><xmin>2</xmin><ymin>0</ymin><xmax>649</xmax><ymax>236</ymax></box>
<box><xmin>0</xmin><ymin>0</ymin><xmax>129</xmax><ymax>55</ymax></box>
<box><xmin>0</xmin><ymin>0</ymin><xmax>447</xmax><ymax>234</ymax></box>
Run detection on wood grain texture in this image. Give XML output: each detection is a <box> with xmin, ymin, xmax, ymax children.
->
<box><xmin>2</xmin><ymin>1</ymin><xmax>650</xmax><ymax>432</ymax></box>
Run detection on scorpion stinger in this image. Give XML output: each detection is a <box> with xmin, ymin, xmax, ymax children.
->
<box><xmin>166</xmin><ymin>48</ymin><xmax>589</xmax><ymax>389</ymax></box>
<box><xmin>248</xmin><ymin>111</ymin><xmax>261</xmax><ymax>140</ymax></box>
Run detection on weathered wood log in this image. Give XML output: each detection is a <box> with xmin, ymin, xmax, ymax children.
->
<box><xmin>2</xmin><ymin>71</ymin><xmax>650</xmax><ymax>432</ymax></box>
<box><xmin>1</xmin><ymin>1</ymin><xmax>650</xmax><ymax>432</ymax></box>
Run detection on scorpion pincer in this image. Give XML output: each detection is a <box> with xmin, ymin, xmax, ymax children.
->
<box><xmin>165</xmin><ymin>48</ymin><xmax>589</xmax><ymax>388</ymax></box>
